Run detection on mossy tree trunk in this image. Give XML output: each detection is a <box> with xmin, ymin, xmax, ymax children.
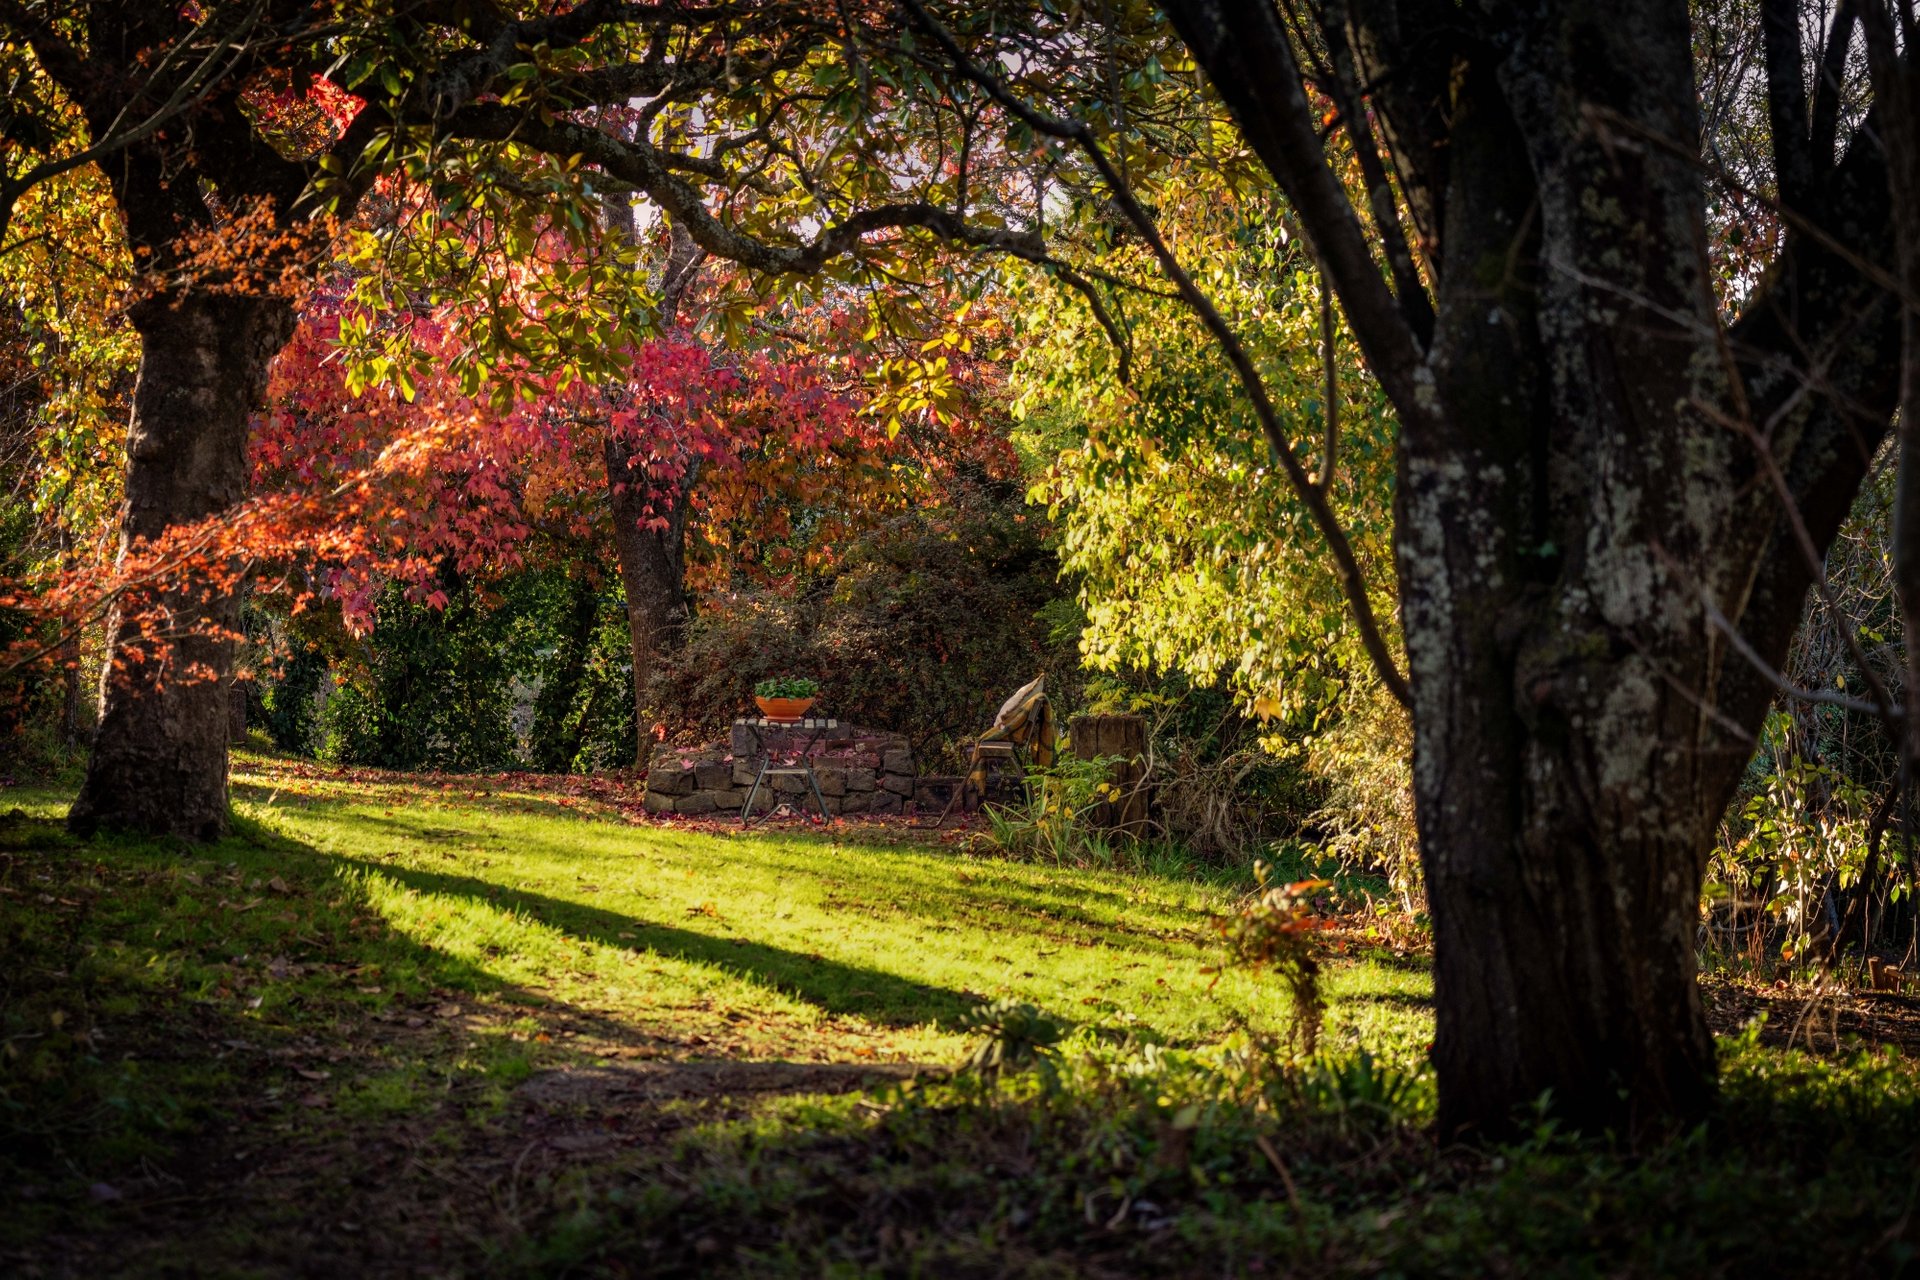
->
<box><xmin>1166</xmin><ymin>0</ymin><xmax>1904</xmax><ymax>1137</ymax></box>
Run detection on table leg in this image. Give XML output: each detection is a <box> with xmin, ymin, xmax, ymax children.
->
<box><xmin>742</xmin><ymin>759</ymin><xmax>769</xmax><ymax>826</ymax></box>
<box><xmin>804</xmin><ymin>763</ymin><xmax>831</xmax><ymax>823</ymax></box>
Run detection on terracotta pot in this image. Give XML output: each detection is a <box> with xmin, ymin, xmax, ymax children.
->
<box><xmin>755</xmin><ymin>696</ymin><xmax>815</xmax><ymax>722</ymax></box>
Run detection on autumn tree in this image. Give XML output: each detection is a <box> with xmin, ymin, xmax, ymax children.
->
<box><xmin>253</xmin><ymin>251</ymin><xmax>929</xmax><ymax>766</ymax></box>
<box><xmin>0</xmin><ymin>0</ymin><xmax>1033</xmax><ymax>837</ymax></box>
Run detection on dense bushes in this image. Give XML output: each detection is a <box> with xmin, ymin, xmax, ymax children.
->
<box><xmin>258</xmin><ymin>636</ymin><xmax>326</xmax><ymax>755</ymax></box>
<box><xmin>316</xmin><ymin>578</ymin><xmax>521</xmax><ymax>771</ymax></box>
<box><xmin>250</xmin><ymin>569</ymin><xmax>633</xmax><ymax>773</ymax></box>
<box><xmin>652</xmin><ymin>472</ymin><xmax>1076</xmax><ymax>767</ymax></box>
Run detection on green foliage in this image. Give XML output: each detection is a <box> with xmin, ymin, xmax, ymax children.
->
<box><xmin>521</xmin><ymin>572</ymin><xmax>634</xmax><ymax>774</ymax></box>
<box><xmin>289</xmin><ymin>569</ymin><xmax>635</xmax><ymax>774</ymax></box>
<box><xmin>521</xmin><ymin>1025</ymin><xmax>1920</xmax><ymax>1278</ymax></box>
<box><xmin>319</xmin><ymin>578</ymin><xmax>521</xmax><ymax>771</ymax></box>
<box><xmin>1009</xmin><ymin>190</ymin><xmax>1399</xmax><ymax>731</ymax></box>
<box><xmin>1006</xmin><ymin>183</ymin><xmax>1414</xmax><ymax>885</ymax></box>
<box><xmin>1707</xmin><ymin>455</ymin><xmax>1911</xmax><ymax>968</ymax></box>
<box><xmin>0</xmin><ymin>489</ymin><xmax>81</xmax><ymax>778</ymax></box>
<box><xmin>260</xmin><ymin>640</ymin><xmax>327</xmax><ymax>755</ymax></box>
<box><xmin>753</xmin><ymin>675</ymin><xmax>819</xmax><ymax>699</ymax></box>
<box><xmin>959</xmin><ymin>997</ymin><xmax>1066</xmax><ymax>1085</ymax></box>
<box><xmin>973</xmin><ymin>751</ymin><xmax>1123</xmax><ymax>868</ymax></box>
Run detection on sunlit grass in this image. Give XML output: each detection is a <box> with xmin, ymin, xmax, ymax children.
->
<box><xmin>1</xmin><ymin>752</ymin><xmax>1434</xmax><ymax>1271</ymax></box>
<box><xmin>209</xmin><ymin>751</ymin><xmax>1429</xmax><ymax>1065</ymax></box>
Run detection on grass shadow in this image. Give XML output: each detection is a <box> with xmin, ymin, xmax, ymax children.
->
<box><xmin>333</xmin><ymin>856</ymin><xmax>983</xmax><ymax>1030</ymax></box>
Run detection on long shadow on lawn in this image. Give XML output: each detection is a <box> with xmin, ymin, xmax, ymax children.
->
<box><xmin>333</xmin><ymin>856</ymin><xmax>982</xmax><ymax>1030</ymax></box>
<box><xmin>323</xmin><ymin>803</ymin><xmax>1209</xmax><ymax>959</ymax></box>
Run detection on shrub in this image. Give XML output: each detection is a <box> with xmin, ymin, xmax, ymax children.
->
<box><xmin>523</xmin><ymin>572</ymin><xmax>634</xmax><ymax>773</ymax></box>
<box><xmin>317</xmin><ymin>577</ymin><xmax>520</xmax><ymax>771</ymax></box>
<box><xmin>971</xmin><ymin>752</ymin><xmax>1124</xmax><ymax>867</ymax></box>
<box><xmin>260</xmin><ymin>641</ymin><xmax>326</xmax><ymax>755</ymax></box>
<box><xmin>1301</xmin><ymin>680</ymin><xmax>1419</xmax><ymax>910</ymax></box>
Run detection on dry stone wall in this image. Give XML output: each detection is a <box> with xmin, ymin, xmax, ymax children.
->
<box><xmin>643</xmin><ymin>724</ymin><xmax>920</xmax><ymax>817</ymax></box>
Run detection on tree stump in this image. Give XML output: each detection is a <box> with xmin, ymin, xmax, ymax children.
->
<box><xmin>1070</xmin><ymin>713</ymin><xmax>1150</xmax><ymax>837</ymax></box>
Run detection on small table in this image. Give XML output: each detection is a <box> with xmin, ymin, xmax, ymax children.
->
<box><xmin>735</xmin><ymin>717</ymin><xmax>838</xmax><ymax>826</ymax></box>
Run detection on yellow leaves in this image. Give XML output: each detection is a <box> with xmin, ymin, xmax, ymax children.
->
<box><xmin>1251</xmin><ymin>693</ymin><xmax>1284</xmax><ymax>721</ymax></box>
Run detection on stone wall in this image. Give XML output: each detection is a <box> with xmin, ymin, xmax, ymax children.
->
<box><xmin>643</xmin><ymin>723</ymin><xmax>921</xmax><ymax>818</ymax></box>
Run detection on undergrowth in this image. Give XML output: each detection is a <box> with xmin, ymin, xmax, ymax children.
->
<box><xmin>522</xmin><ymin>1026</ymin><xmax>1920</xmax><ymax>1278</ymax></box>
<box><xmin>6</xmin><ymin>757</ymin><xmax>1920</xmax><ymax>1277</ymax></box>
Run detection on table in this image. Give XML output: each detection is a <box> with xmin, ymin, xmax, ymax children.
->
<box><xmin>734</xmin><ymin>717</ymin><xmax>839</xmax><ymax>825</ymax></box>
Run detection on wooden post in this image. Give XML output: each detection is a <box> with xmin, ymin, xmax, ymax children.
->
<box><xmin>1069</xmin><ymin>713</ymin><xmax>1150</xmax><ymax>836</ymax></box>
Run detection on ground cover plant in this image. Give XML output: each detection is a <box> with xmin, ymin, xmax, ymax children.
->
<box><xmin>7</xmin><ymin>755</ymin><xmax>1920</xmax><ymax>1277</ymax></box>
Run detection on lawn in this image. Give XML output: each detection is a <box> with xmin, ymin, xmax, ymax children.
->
<box><xmin>1</xmin><ymin>749</ymin><xmax>1423</xmax><ymax>1277</ymax></box>
<box><xmin>7</xmin><ymin>751</ymin><xmax>1920</xmax><ymax>1278</ymax></box>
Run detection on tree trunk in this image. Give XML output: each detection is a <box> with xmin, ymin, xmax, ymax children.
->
<box><xmin>1070</xmin><ymin>713</ymin><xmax>1150</xmax><ymax>835</ymax></box>
<box><xmin>1166</xmin><ymin>0</ymin><xmax>1902</xmax><ymax>1137</ymax></box>
<box><xmin>604</xmin><ymin>438</ymin><xmax>694</xmax><ymax>763</ymax></box>
<box><xmin>67</xmin><ymin>292</ymin><xmax>293</xmax><ymax>841</ymax></box>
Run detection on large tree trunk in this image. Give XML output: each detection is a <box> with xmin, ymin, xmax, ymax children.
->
<box><xmin>1403</xmin><ymin>5</ymin><xmax>1733</xmax><ymax>1139</ymax></box>
<box><xmin>67</xmin><ymin>292</ymin><xmax>293</xmax><ymax>840</ymax></box>
<box><xmin>604</xmin><ymin>439</ymin><xmax>694</xmax><ymax>763</ymax></box>
<box><xmin>1167</xmin><ymin>0</ymin><xmax>1903</xmax><ymax>1137</ymax></box>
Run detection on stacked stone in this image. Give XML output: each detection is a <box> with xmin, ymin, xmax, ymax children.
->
<box><xmin>642</xmin><ymin>726</ymin><xmax>918</xmax><ymax>818</ymax></box>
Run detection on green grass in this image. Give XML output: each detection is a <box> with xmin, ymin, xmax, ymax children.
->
<box><xmin>215</xmin><ymin>750</ymin><xmax>1429</xmax><ymax>1065</ymax></box>
<box><xmin>0</xmin><ymin>751</ymin><xmax>1425</xmax><ymax>1274</ymax></box>
<box><xmin>8</xmin><ymin>752</ymin><xmax>1920</xmax><ymax>1277</ymax></box>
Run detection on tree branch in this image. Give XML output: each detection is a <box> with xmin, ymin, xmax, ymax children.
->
<box><xmin>899</xmin><ymin>0</ymin><xmax>1411</xmax><ymax>706</ymax></box>
<box><xmin>1810</xmin><ymin>0</ymin><xmax>1860</xmax><ymax>175</ymax></box>
<box><xmin>1760</xmin><ymin>0</ymin><xmax>1815</xmax><ymax>210</ymax></box>
<box><xmin>1320</xmin><ymin>0</ymin><xmax>1434</xmax><ymax>346</ymax></box>
<box><xmin>1159</xmin><ymin>0</ymin><xmax>1435</xmax><ymax>439</ymax></box>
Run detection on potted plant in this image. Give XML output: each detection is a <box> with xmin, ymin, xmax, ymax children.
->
<box><xmin>754</xmin><ymin>675</ymin><xmax>820</xmax><ymax>722</ymax></box>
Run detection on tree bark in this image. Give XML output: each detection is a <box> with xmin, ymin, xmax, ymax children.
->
<box><xmin>604</xmin><ymin>439</ymin><xmax>694</xmax><ymax>763</ymax></box>
<box><xmin>67</xmin><ymin>292</ymin><xmax>293</xmax><ymax>840</ymax></box>
<box><xmin>1165</xmin><ymin>0</ymin><xmax>1904</xmax><ymax>1137</ymax></box>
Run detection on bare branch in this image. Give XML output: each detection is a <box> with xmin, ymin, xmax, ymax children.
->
<box><xmin>1760</xmin><ymin>0</ymin><xmax>1815</xmax><ymax>209</ymax></box>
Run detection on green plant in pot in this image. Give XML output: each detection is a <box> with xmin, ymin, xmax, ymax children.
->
<box><xmin>754</xmin><ymin>676</ymin><xmax>820</xmax><ymax>721</ymax></box>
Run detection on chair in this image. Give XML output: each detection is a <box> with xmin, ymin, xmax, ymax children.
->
<box><xmin>922</xmin><ymin>675</ymin><xmax>1057</xmax><ymax>828</ymax></box>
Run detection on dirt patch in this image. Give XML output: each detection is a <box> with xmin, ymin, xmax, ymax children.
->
<box><xmin>516</xmin><ymin>1058</ymin><xmax>937</xmax><ymax>1108</ymax></box>
<box><xmin>1704</xmin><ymin>977</ymin><xmax>1920</xmax><ymax>1055</ymax></box>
